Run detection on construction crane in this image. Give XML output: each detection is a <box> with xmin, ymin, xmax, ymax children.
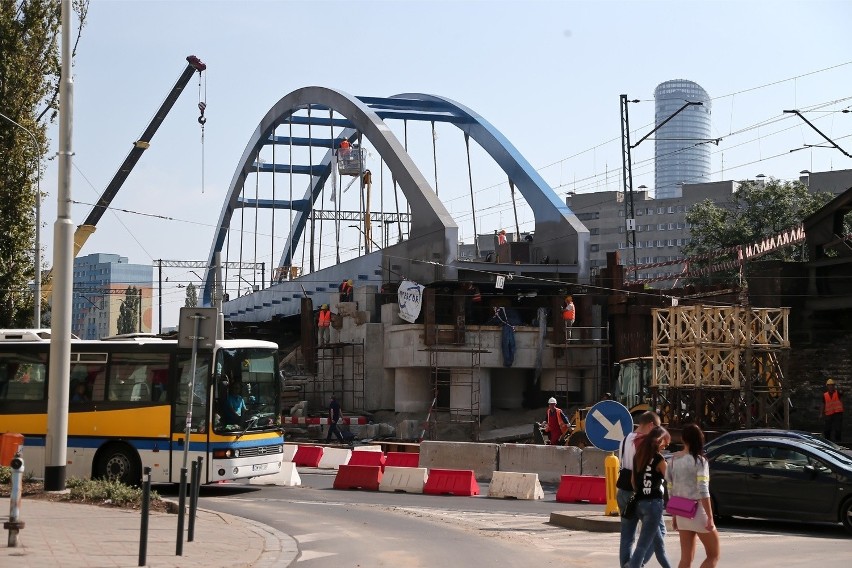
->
<box><xmin>74</xmin><ymin>54</ymin><xmax>207</xmax><ymax>255</ymax></box>
<box><xmin>41</xmin><ymin>55</ymin><xmax>206</xmax><ymax>303</ymax></box>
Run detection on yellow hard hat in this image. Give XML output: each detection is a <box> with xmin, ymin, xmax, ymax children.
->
<box><xmin>347</xmin><ymin>279</ymin><xmax>353</xmax><ymax>285</ymax></box>
<box><xmin>321</xmin><ymin>304</ymin><xmax>328</xmax><ymax>309</ymax></box>
<box><xmin>826</xmin><ymin>378</ymin><xmax>836</xmax><ymax>385</ymax></box>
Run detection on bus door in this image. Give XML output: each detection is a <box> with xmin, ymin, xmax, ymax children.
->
<box><xmin>171</xmin><ymin>352</ymin><xmax>211</xmax><ymax>483</ymax></box>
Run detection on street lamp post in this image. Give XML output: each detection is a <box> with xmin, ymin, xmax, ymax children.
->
<box><xmin>0</xmin><ymin>111</ymin><xmax>42</xmax><ymax>327</ymax></box>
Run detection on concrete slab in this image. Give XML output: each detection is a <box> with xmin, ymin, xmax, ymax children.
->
<box><xmin>419</xmin><ymin>441</ymin><xmax>498</xmax><ymax>480</ymax></box>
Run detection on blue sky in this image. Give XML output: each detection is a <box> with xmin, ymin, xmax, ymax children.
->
<box><xmin>39</xmin><ymin>0</ymin><xmax>852</xmax><ymax>327</ymax></box>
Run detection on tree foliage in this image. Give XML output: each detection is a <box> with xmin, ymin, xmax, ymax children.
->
<box><xmin>0</xmin><ymin>1</ymin><xmax>87</xmax><ymax>327</ymax></box>
<box><xmin>184</xmin><ymin>282</ymin><xmax>198</xmax><ymax>308</ymax></box>
<box><xmin>117</xmin><ymin>286</ymin><xmax>140</xmax><ymax>335</ymax></box>
<box><xmin>682</xmin><ymin>178</ymin><xmax>835</xmax><ymax>284</ymax></box>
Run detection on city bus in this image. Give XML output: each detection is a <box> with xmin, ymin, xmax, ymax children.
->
<box><xmin>0</xmin><ymin>329</ymin><xmax>284</xmax><ymax>485</ymax></box>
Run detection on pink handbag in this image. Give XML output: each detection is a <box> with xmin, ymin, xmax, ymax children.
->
<box><xmin>666</xmin><ymin>495</ymin><xmax>698</xmax><ymax>518</ymax></box>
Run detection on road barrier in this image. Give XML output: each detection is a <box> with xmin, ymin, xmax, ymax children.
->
<box><xmin>282</xmin><ymin>443</ymin><xmax>299</xmax><ymax>462</ymax></box>
<box><xmin>379</xmin><ymin>466</ymin><xmax>428</xmax><ymax>493</ymax></box>
<box><xmin>419</xmin><ymin>441</ymin><xmax>498</xmax><ymax>480</ymax></box>
<box><xmin>423</xmin><ymin>469</ymin><xmax>480</xmax><ymax>496</ymax></box>
<box><xmin>385</xmin><ymin>452</ymin><xmax>420</xmax><ymax>468</ymax></box>
<box><xmin>250</xmin><ymin>461</ymin><xmax>301</xmax><ymax>486</ymax></box>
<box><xmin>293</xmin><ymin>445</ymin><xmax>323</xmax><ymax>467</ymax></box>
<box><xmin>487</xmin><ymin>471</ymin><xmax>544</xmax><ymax>500</ymax></box>
<box><xmin>348</xmin><ymin>450</ymin><xmax>386</xmax><ymax>469</ymax></box>
<box><xmin>333</xmin><ymin>464</ymin><xmax>382</xmax><ymax>491</ymax></box>
<box><xmin>580</xmin><ymin>447</ymin><xmax>608</xmax><ymax>476</ymax></box>
<box><xmin>318</xmin><ymin>447</ymin><xmax>352</xmax><ymax>469</ymax></box>
<box><xmin>498</xmin><ymin>443</ymin><xmax>582</xmax><ymax>483</ymax></box>
<box><xmin>555</xmin><ymin>474</ymin><xmax>606</xmax><ymax>504</ymax></box>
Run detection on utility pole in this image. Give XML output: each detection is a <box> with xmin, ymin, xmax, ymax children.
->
<box><xmin>45</xmin><ymin>0</ymin><xmax>74</xmax><ymax>492</ymax></box>
<box><xmin>620</xmin><ymin>96</ymin><xmax>703</xmax><ymax>281</ymax></box>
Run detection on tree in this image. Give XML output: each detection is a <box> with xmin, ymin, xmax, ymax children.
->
<box><xmin>0</xmin><ymin>1</ymin><xmax>88</xmax><ymax>327</ymax></box>
<box><xmin>185</xmin><ymin>282</ymin><xmax>198</xmax><ymax>308</ymax></box>
<box><xmin>117</xmin><ymin>286</ymin><xmax>141</xmax><ymax>334</ymax></box>
<box><xmin>682</xmin><ymin>178</ymin><xmax>834</xmax><ymax>284</ymax></box>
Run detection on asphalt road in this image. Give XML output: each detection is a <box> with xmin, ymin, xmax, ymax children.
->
<box><xmin>177</xmin><ymin>471</ymin><xmax>852</xmax><ymax>567</ymax></box>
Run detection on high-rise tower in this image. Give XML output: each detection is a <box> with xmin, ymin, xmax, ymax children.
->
<box><xmin>654</xmin><ymin>80</ymin><xmax>711</xmax><ymax>198</ymax></box>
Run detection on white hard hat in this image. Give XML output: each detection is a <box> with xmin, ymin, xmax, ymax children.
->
<box><xmin>548</xmin><ymin>397</ymin><xmax>557</xmax><ymax>404</ymax></box>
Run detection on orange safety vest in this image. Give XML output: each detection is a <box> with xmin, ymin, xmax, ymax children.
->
<box><xmin>545</xmin><ymin>406</ymin><xmax>570</xmax><ymax>435</ymax></box>
<box><xmin>824</xmin><ymin>391</ymin><xmax>843</xmax><ymax>415</ymax></box>
<box><xmin>562</xmin><ymin>302</ymin><xmax>575</xmax><ymax>322</ymax></box>
<box><xmin>318</xmin><ymin>310</ymin><xmax>331</xmax><ymax>328</ymax></box>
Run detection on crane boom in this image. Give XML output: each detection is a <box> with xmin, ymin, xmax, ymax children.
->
<box><xmin>74</xmin><ymin>54</ymin><xmax>206</xmax><ymax>252</ymax></box>
<box><xmin>41</xmin><ymin>55</ymin><xmax>206</xmax><ymax>308</ymax></box>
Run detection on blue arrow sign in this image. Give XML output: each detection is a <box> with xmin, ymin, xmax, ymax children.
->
<box><xmin>584</xmin><ymin>400</ymin><xmax>633</xmax><ymax>452</ymax></box>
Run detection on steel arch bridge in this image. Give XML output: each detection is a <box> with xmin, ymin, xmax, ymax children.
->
<box><xmin>204</xmin><ymin>87</ymin><xmax>588</xmax><ymax>320</ymax></box>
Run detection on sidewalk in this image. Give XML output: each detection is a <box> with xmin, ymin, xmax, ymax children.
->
<box><xmin>0</xmin><ymin>499</ymin><xmax>298</xmax><ymax>567</ymax></box>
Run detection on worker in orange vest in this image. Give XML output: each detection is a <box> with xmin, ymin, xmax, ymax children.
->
<box><xmin>821</xmin><ymin>378</ymin><xmax>844</xmax><ymax>442</ymax></box>
<box><xmin>541</xmin><ymin>397</ymin><xmax>570</xmax><ymax>445</ymax></box>
<box><xmin>317</xmin><ymin>304</ymin><xmax>331</xmax><ymax>346</ymax></box>
<box><xmin>562</xmin><ymin>295</ymin><xmax>576</xmax><ymax>341</ymax></box>
<box><xmin>339</xmin><ymin>279</ymin><xmax>353</xmax><ymax>302</ymax></box>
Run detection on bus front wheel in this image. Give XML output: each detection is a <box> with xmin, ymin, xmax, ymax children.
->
<box><xmin>96</xmin><ymin>444</ymin><xmax>141</xmax><ymax>486</ymax></box>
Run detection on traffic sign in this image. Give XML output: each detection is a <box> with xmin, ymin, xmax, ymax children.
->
<box><xmin>584</xmin><ymin>400</ymin><xmax>633</xmax><ymax>451</ymax></box>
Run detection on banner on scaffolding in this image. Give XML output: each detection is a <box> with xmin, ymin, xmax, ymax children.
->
<box><xmin>398</xmin><ymin>280</ymin><xmax>425</xmax><ymax>323</ymax></box>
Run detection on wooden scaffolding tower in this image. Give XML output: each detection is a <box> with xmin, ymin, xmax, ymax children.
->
<box><xmin>651</xmin><ymin>305</ymin><xmax>790</xmax><ymax>430</ymax></box>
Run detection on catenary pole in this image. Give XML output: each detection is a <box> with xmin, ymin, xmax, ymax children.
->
<box><xmin>45</xmin><ymin>0</ymin><xmax>74</xmax><ymax>492</ymax></box>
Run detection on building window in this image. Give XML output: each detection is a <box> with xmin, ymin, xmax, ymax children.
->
<box><xmin>590</xmin><ymin>244</ymin><xmax>599</xmax><ymax>252</ymax></box>
<box><xmin>657</xmin><ymin>207</ymin><xmax>665</xmax><ymax>214</ymax></box>
<box><xmin>590</xmin><ymin>228</ymin><xmax>600</xmax><ymax>235</ymax></box>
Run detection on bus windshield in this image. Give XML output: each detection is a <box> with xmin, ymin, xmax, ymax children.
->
<box><xmin>214</xmin><ymin>347</ymin><xmax>279</xmax><ymax>434</ymax></box>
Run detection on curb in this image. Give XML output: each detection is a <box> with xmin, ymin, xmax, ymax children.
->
<box><xmin>549</xmin><ymin>511</ymin><xmax>674</xmax><ymax>533</ymax></box>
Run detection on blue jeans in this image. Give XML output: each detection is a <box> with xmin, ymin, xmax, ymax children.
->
<box><xmin>627</xmin><ymin>499</ymin><xmax>671</xmax><ymax>568</ymax></box>
<box><xmin>501</xmin><ymin>325</ymin><xmax>515</xmax><ymax>367</ymax></box>
<box><xmin>618</xmin><ymin>489</ymin><xmax>653</xmax><ymax>567</ymax></box>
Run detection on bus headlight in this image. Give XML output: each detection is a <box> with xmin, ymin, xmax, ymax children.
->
<box><xmin>213</xmin><ymin>449</ymin><xmax>235</xmax><ymax>459</ymax></box>
<box><xmin>233</xmin><ymin>449</ymin><xmax>240</xmax><ymax>458</ymax></box>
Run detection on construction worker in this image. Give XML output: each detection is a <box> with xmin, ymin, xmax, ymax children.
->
<box><xmin>821</xmin><ymin>378</ymin><xmax>844</xmax><ymax>443</ymax></box>
<box><xmin>317</xmin><ymin>304</ymin><xmax>331</xmax><ymax>346</ymax></box>
<box><xmin>497</xmin><ymin>229</ymin><xmax>507</xmax><ymax>245</ymax></box>
<box><xmin>562</xmin><ymin>295</ymin><xmax>576</xmax><ymax>341</ymax></box>
<box><xmin>339</xmin><ymin>279</ymin><xmax>354</xmax><ymax>302</ymax></box>
<box><xmin>339</xmin><ymin>139</ymin><xmax>350</xmax><ymax>150</ymax></box>
<box><xmin>541</xmin><ymin>397</ymin><xmax>570</xmax><ymax>445</ymax></box>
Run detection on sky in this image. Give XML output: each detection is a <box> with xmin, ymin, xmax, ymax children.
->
<box><xmin>37</xmin><ymin>0</ymin><xmax>852</xmax><ymax>328</ymax></box>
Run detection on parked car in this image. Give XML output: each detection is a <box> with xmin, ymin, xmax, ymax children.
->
<box><xmin>705</xmin><ymin>428</ymin><xmax>850</xmax><ymax>456</ymax></box>
<box><xmin>707</xmin><ymin>436</ymin><xmax>852</xmax><ymax>534</ymax></box>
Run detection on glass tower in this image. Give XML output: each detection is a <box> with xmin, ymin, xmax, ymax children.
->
<box><xmin>654</xmin><ymin>80</ymin><xmax>711</xmax><ymax>199</ymax></box>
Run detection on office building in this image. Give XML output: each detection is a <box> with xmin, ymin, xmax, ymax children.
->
<box><xmin>71</xmin><ymin>253</ymin><xmax>153</xmax><ymax>339</ymax></box>
<box><xmin>654</xmin><ymin>80</ymin><xmax>712</xmax><ymax>199</ymax></box>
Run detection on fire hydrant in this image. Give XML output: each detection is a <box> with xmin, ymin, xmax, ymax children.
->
<box><xmin>4</xmin><ymin>451</ymin><xmax>25</xmax><ymax>547</ymax></box>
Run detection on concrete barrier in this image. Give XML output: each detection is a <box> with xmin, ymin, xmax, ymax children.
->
<box><xmin>487</xmin><ymin>471</ymin><xmax>543</xmax><ymax>500</ymax></box>
<box><xmin>497</xmin><ymin>444</ymin><xmax>582</xmax><ymax>483</ymax></box>
<box><xmin>379</xmin><ymin>466</ymin><xmax>428</xmax><ymax>494</ymax></box>
<box><xmin>249</xmin><ymin>461</ymin><xmax>301</xmax><ymax>486</ymax></box>
<box><xmin>419</xmin><ymin>441</ymin><xmax>498</xmax><ymax>480</ymax></box>
<box><xmin>282</xmin><ymin>443</ymin><xmax>299</xmax><ymax>462</ymax></box>
<box><xmin>317</xmin><ymin>447</ymin><xmax>352</xmax><ymax>469</ymax></box>
<box><xmin>580</xmin><ymin>447</ymin><xmax>609</xmax><ymax>476</ymax></box>
<box><xmin>352</xmin><ymin>445</ymin><xmax>384</xmax><ymax>453</ymax></box>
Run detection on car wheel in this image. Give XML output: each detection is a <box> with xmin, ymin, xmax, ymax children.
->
<box><xmin>841</xmin><ymin>497</ymin><xmax>852</xmax><ymax>535</ymax></box>
<box><xmin>710</xmin><ymin>494</ymin><xmax>730</xmax><ymax>523</ymax></box>
<box><xmin>97</xmin><ymin>444</ymin><xmax>141</xmax><ymax>486</ymax></box>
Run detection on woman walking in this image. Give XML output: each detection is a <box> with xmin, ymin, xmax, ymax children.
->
<box><xmin>626</xmin><ymin>425</ymin><xmax>672</xmax><ymax>568</ymax></box>
<box><xmin>666</xmin><ymin>424</ymin><xmax>720</xmax><ymax>568</ymax></box>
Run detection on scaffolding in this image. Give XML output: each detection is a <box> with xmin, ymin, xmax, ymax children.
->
<box><xmin>304</xmin><ymin>341</ymin><xmax>365</xmax><ymax>414</ymax></box>
<box><xmin>421</xmin><ymin>326</ymin><xmax>487</xmax><ymax>442</ymax></box>
<box><xmin>651</xmin><ymin>305</ymin><xmax>790</xmax><ymax>430</ymax></box>
<box><xmin>551</xmin><ymin>322</ymin><xmax>612</xmax><ymax>407</ymax></box>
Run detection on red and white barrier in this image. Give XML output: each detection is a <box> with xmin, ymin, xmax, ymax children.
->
<box><xmin>282</xmin><ymin>416</ymin><xmax>368</xmax><ymax>425</ymax></box>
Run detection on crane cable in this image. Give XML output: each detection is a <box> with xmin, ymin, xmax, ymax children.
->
<box><xmin>197</xmin><ymin>68</ymin><xmax>207</xmax><ymax>194</ymax></box>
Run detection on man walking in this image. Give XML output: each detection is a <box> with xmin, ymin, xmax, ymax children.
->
<box><xmin>618</xmin><ymin>411</ymin><xmax>662</xmax><ymax>568</ymax></box>
<box><xmin>822</xmin><ymin>378</ymin><xmax>844</xmax><ymax>443</ymax></box>
<box><xmin>326</xmin><ymin>395</ymin><xmax>345</xmax><ymax>443</ymax></box>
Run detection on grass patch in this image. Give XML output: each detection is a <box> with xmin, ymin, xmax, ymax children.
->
<box><xmin>66</xmin><ymin>477</ymin><xmax>161</xmax><ymax>508</ymax></box>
